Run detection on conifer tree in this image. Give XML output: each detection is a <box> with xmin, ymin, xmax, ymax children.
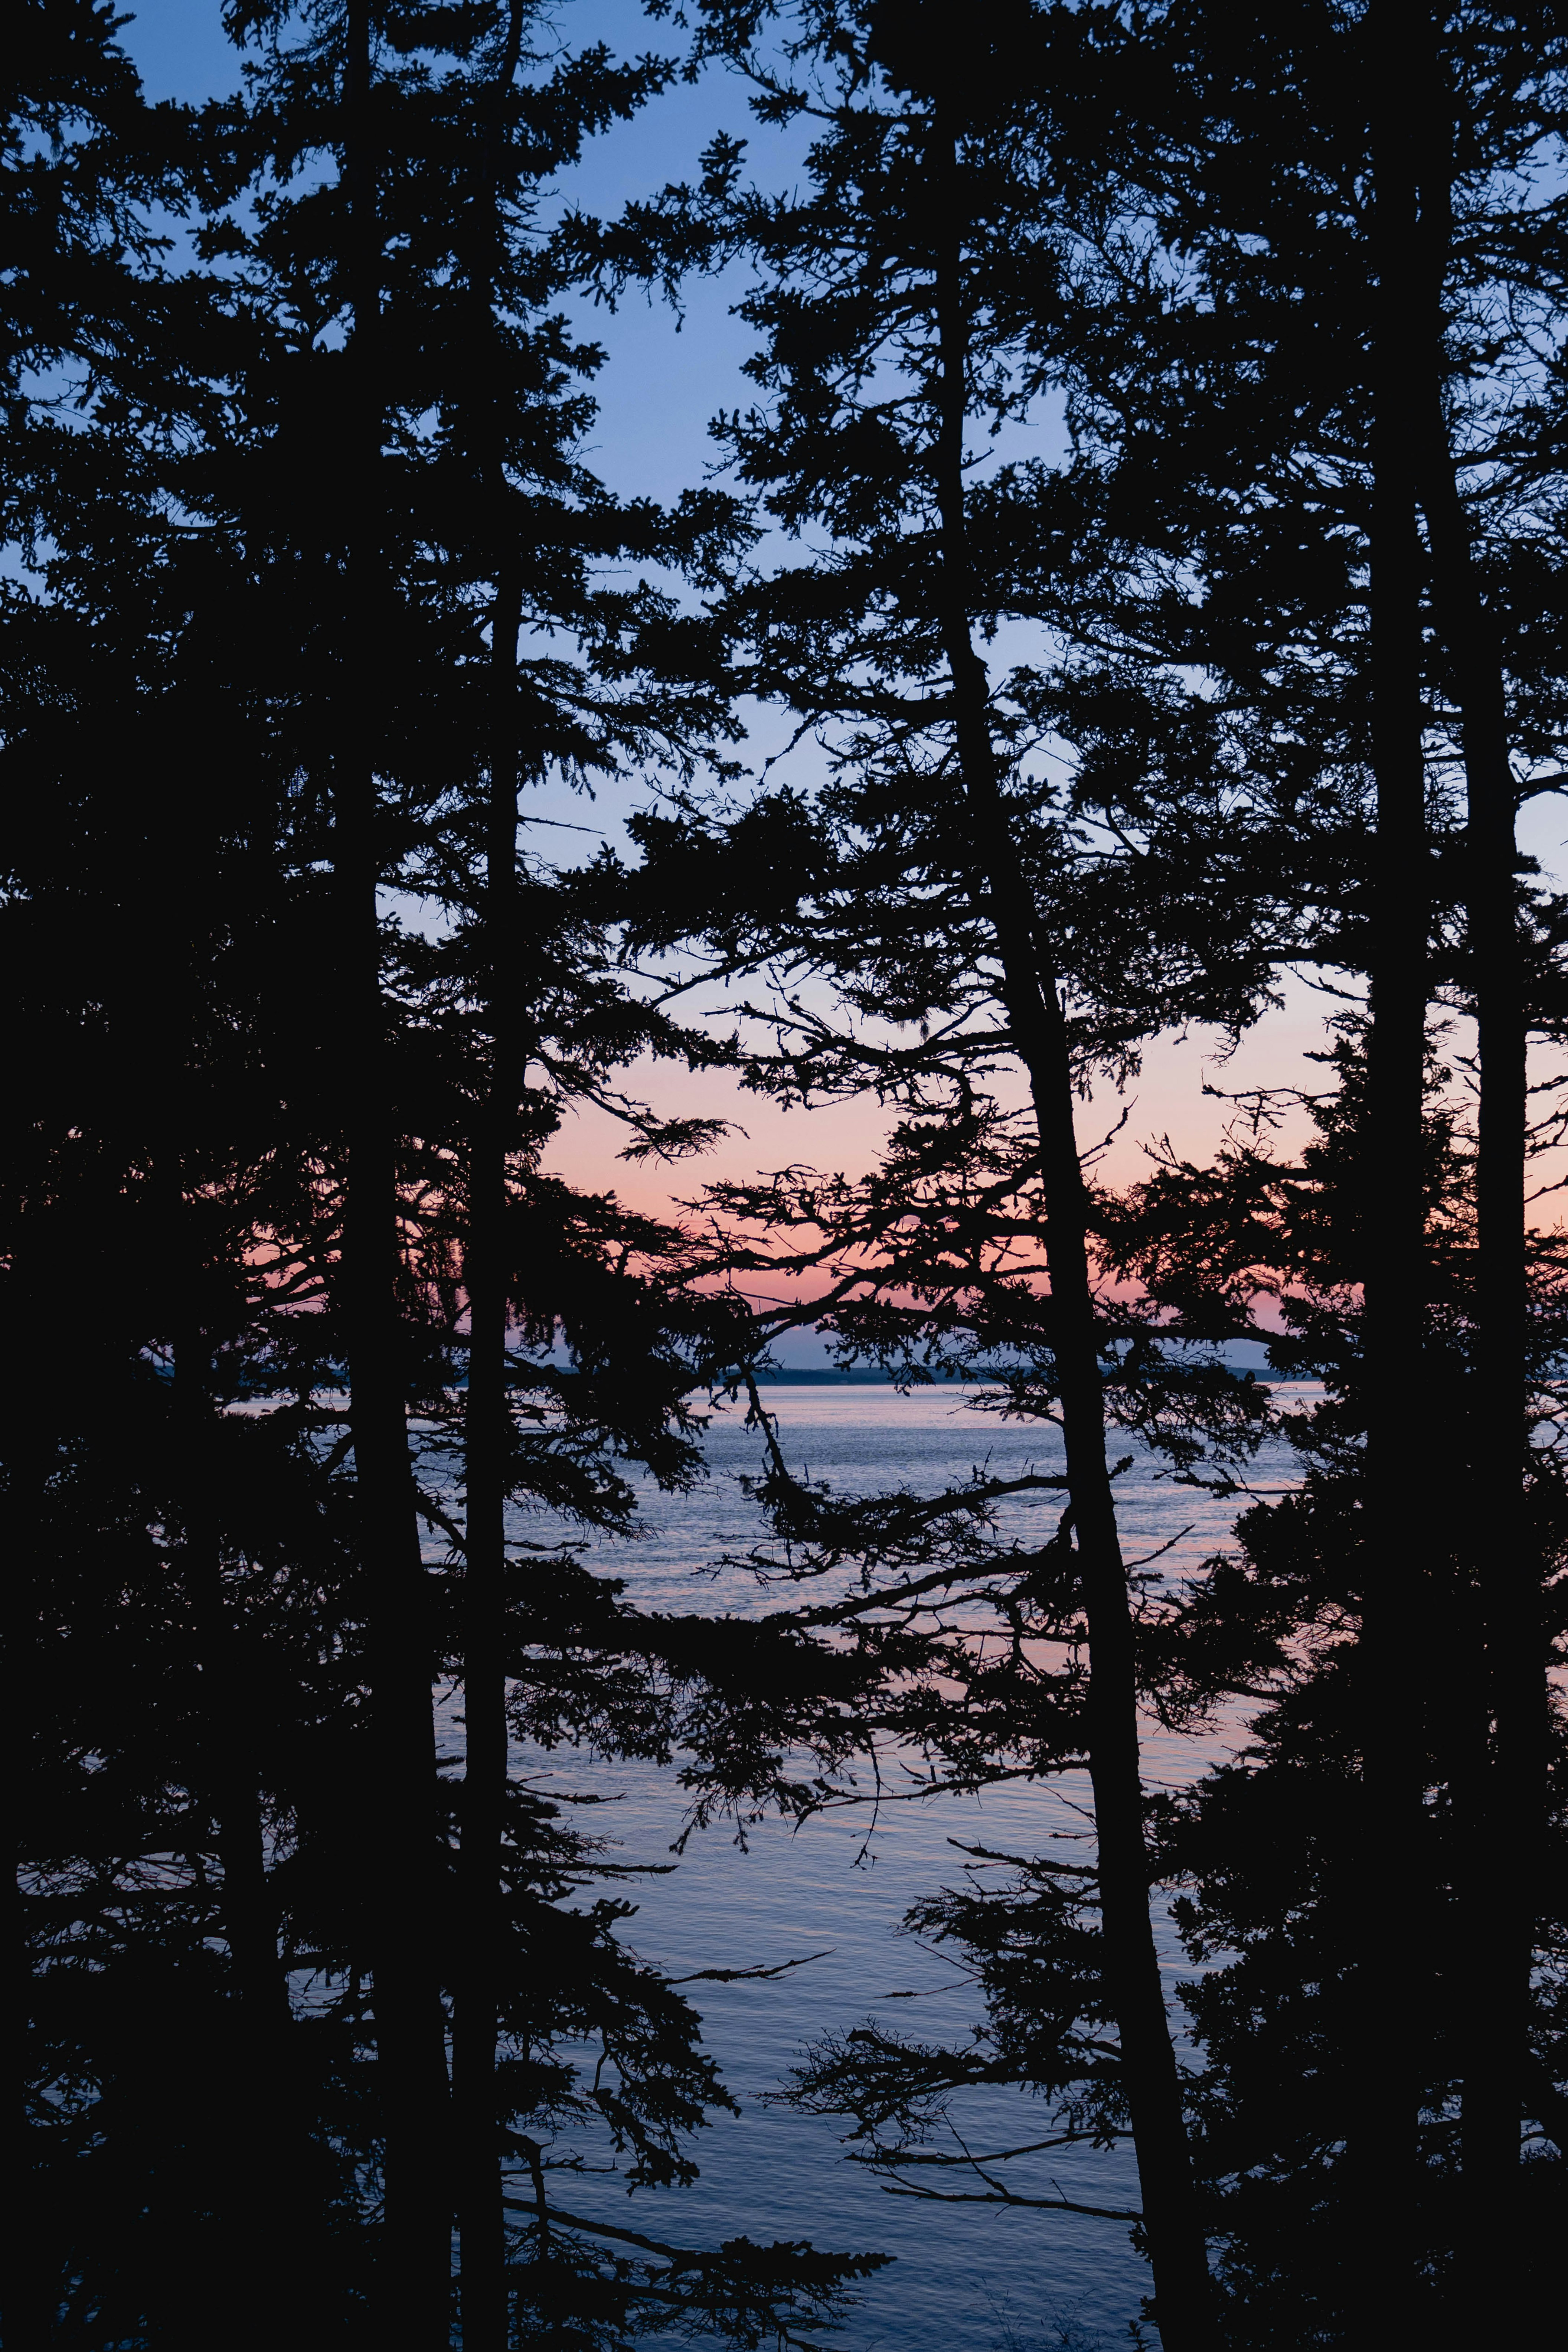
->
<box><xmin>14</xmin><ymin>1</ymin><xmax>1568</xmax><ymax>2341</ymax></box>
<box><xmin>580</xmin><ymin>5</ymin><xmax>1294</xmax><ymax>2338</ymax></box>
<box><xmin>189</xmin><ymin>2</ymin><xmax>706</xmax><ymax>2323</ymax></box>
<box><xmin>1407</xmin><ymin>11</ymin><xmax>1568</xmax><ymax>2316</ymax></box>
<box><xmin>1052</xmin><ymin>9</ymin><xmax>1568</xmax><ymax>2326</ymax></box>
<box><xmin>9</xmin><ymin>3</ymin><xmax>883</xmax><ymax>2341</ymax></box>
<box><xmin>588</xmin><ymin>3</ymin><xmax>1568</xmax><ymax>2340</ymax></box>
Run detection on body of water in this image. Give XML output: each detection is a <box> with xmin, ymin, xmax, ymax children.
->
<box><xmin>481</xmin><ymin>1384</ymin><xmax>1303</xmax><ymax>2351</ymax></box>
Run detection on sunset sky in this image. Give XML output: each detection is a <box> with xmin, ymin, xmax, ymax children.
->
<box><xmin>125</xmin><ymin>1</ymin><xmax>1568</xmax><ymax>1312</ymax></box>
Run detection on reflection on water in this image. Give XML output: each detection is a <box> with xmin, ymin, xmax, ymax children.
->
<box><xmin>471</xmin><ymin>1384</ymin><xmax>1307</xmax><ymax>2351</ymax></box>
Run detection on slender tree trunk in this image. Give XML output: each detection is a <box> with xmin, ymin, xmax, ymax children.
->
<box><xmin>172</xmin><ymin>1296</ymin><xmax>292</xmax><ymax>2041</ymax></box>
<box><xmin>1419</xmin><ymin>279</ymin><xmax>1535</xmax><ymax>2339</ymax></box>
<box><xmin>457</xmin><ymin>564</ymin><xmax>523</xmax><ymax>2350</ymax></box>
<box><xmin>1356</xmin><ymin>15</ymin><xmax>1432</xmax><ymax>2335</ymax></box>
<box><xmin>457</xmin><ymin>1066</ymin><xmax>509</xmax><ymax>2351</ymax></box>
<box><xmin>341</xmin><ymin>6</ymin><xmax>450</xmax><ymax>2334</ymax></box>
<box><xmin>174</xmin><ymin>1307</ymin><xmax>294</xmax><ymax>2349</ymax></box>
<box><xmin>7</xmin><ymin>1374</ymin><xmax>52</xmax><ymax>2349</ymax></box>
<box><xmin>457</xmin><ymin>19</ymin><xmax>527</xmax><ymax>2342</ymax></box>
<box><xmin>930</xmin><ymin>159</ymin><xmax>1211</xmax><ymax>2352</ymax></box>
<box><xmin>339</xmin><ymin>422</ymin><xmax>453</xmax><ymax>2352</ymax></box>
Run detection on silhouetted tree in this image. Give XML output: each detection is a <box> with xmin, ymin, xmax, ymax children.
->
<box><xmin>7</xmin><ymin>3</ymin><xmax>880</xmax><ymax>2343</ymax></box>
<box><xmin>575</xmin><ymin>4</ymin><xmax>1307</xmax><ymax>2338</ymax></box>
<box><xmin>586</xmin><ymin>3</ymin><xmax>1568</xmax><ymax>2341</ymax></box>
<box><xmin>13</xmin><ymin>2</ymin><xmax>1568</xmax><ymax>2344</ymax></box>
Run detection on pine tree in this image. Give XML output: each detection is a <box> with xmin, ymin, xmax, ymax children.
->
<box><xmin>579</xmin><ymin>5</ymin><xmax>1307</xmax><ymax>2337</ymax></box>
<box><xmin>591</xmin><ymin>3</ymin><xmax>1568</xmax><ymax>2339</ymax></box>
<box><xmin>9</xmin><ymin>4</ymin><xmax>886</xmax><ymax>2340</ymax></box>
<box><xmin>1055</xmin><ymin>8</ymin><xmax>1568</xmax><ymax>2325</ymax></box>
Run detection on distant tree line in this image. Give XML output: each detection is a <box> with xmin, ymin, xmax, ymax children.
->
<box><xmin>6</xmin><ymin>3</ymin><xmax>1566</xmax><ymax>2348</ymax></box>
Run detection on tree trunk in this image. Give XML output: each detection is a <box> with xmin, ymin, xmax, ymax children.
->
<box><xmin>457</xmin><ymin>18</ymin><xmax>527</xmax><ymax>2342</ymax></box>
<box><xmin>1419</xmin><ymin>274</ymin><xmax>1535</xmax><ymax>2341</ymax></box>
<box><xmin>175</xmin><ymin>1310</ymin><xmax>295</xmax><ymax>2350</ymax></box>
<box><xmin>1355</xmin><ymin>13</ymin><xmax>1433</xmax><ymax>2333</ymax></box>
<box><xmin>341</xmin><ymin>5</ymin><xmax>450</xmax><ymax>2334</ymax></box>
<box><xmin>7</xmin><ymin>1376</ymin><xmax>54</xmax><ymax>2348</ymax></box>
<box><xmin>457</xmin><ymin>549</ymin><xmax>523</xmax><ymax>2350</ymax></box>
<box><xmin>930</xmin><ymin>154</ymin><xmax>1211</xmax><ymax>2352</ymax></box>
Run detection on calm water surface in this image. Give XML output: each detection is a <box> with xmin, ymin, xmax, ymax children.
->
<box><xmin>478</xmin><ymin>1384</ymin><xmax>1304</xmax><ymax>2351</ymax></box>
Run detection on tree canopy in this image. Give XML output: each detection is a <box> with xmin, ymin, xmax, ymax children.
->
<box><xmin>8</xmin><ymin>4</ymin><xmax>1567</xmax><ymax>2348</ymax></box>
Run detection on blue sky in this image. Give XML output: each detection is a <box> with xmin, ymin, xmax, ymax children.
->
<box><xmin>112</xmin><ymin>3</ymin><xmax>1339</xmax><ymax>1281</ymax></box>
<box><xmin>110</xmin><ymin>6</ymin><xmax>1568</xmax><ymax>1313</ymax></box>
<box><xmin>116</xmin><ymin>5</ymin><xmax>881</xmax><ymax>1360</ymax></box>
<box><xmin>119</xmin><ymin>0</ymin><xmax>800</xmax><ymax>510</ymax></box>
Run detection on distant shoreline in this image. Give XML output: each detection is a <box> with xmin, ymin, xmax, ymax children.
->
<box><xmin>747</xmin><ymin>1365</ymin><xmax>1314</xmax><ymax>1387</ymax></box>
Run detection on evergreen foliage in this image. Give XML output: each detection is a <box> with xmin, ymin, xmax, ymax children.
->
<box><xmin>7</xmin><ymin>2</ymin><xmax>1568</xmax><ymax>2347</ymax></box>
